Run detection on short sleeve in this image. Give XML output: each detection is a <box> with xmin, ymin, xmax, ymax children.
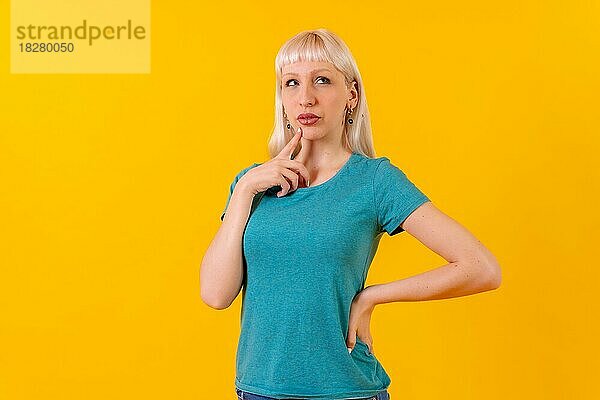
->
<box><xmin>220</xmin><ymin>163</ymin><xmax>261</xmax><ymax>221</ymax></box>
<box><xmin>374</xmin><ymin>157</ymin><xmax>430</xmax><ymax>235</ymax></box>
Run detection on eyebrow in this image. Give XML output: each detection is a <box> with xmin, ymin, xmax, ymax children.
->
<box><xmin>282</xmin><ymin>68</ymin><xmax>333</xmax><ymax>78</ymax></box>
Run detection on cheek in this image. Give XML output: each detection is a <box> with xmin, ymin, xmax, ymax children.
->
<box><xmin>324</xmin><ymin>101</ymin><xmax>345</xmax><ymax>118</ymax></box>
<box><xmin>281</xmin><ymin>98</ymin><xmax>292</xmax><ymax>113</ymax></box>
<box><xmin>323</xmin><ymin>92</ymin><xmax>346</xmax><ymax>108</ymax></box>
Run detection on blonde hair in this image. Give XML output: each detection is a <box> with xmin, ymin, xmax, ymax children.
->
<box><xmin>268</xmin><ymin>28</ymin><xmax>377</xmax><ymax>159</ymax></box>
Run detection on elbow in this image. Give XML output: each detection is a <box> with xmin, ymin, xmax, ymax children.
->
<box><xmin>200</xmin><ymin>262</ymin><xmax>234</xmax><ymax>310</ymax></box>
<box><xmin>201</xmin><ymin>290</ymin><xmax>232</xmax><ymax>310</ymax></box>
<box><xmin>199</xmin><ymin>257</ymin><xmax>243</xmax><ymax>310</ymax></box>
<box><xmin>482</xmin><ymin>261</ymin><xmax>502</xmax><ymax>290</ymax></box>
<box><xmin>467</xmin><ymin>249</ymin><xmax>502</xmax><ymax>291</ymax></box>
<box><xmin>200</xmin><ymin>279</ymin><xmax>233</xmax><ymax>310</ymax></box>
<box><xmin>206</xmin><ymin>301</ymin><xmax>231</xmax><ymax>310</ymax></box>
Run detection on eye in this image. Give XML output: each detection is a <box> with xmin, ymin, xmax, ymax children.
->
<box><xmin>284</xmin><ymin>76</ymin><xmax>331</xmax><ymax>87</ymax></box>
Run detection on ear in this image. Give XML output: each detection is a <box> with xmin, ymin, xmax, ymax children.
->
<box><xmin>347</xmin><ymin>80</ymin><xmax>359</xmax><ymax>109</ymax></box>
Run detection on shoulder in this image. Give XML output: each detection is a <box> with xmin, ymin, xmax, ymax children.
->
<box><xmin>233</xmin><ymin>162</ymin><xmax>262</xmax><ymax>181</ymax></box>
<box><xmin>352</xmin><ymin>153</ymin><xmax>403</xmax><ymax>176</ymax></box>
<box><xmin>357</xmin><ymin>154</ymin><xmax>427</xmax><ymax>195</ymax></box>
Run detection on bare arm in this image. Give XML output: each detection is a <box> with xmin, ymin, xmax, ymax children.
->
<box><xmin>199</xmin><ymin>181</ymin><xmax>255</xmax><ymax>309</ymax></box>
<box><xmin>200</xmin><ymin>128</ymin><xmax>309</xmax><ymax>310</ymax></box>
<box><xmin>364</xmin><ymin>201</ymin><xmax>502</xmax><ymax>305</ymax></box>
<box><xmin>346</xmin><ymin>201</ymin><xmax>502</xmax><ymax>355</ymax></box>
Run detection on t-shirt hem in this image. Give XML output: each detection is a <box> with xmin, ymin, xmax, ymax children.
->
<box><xmin>235</xmin><ymin>378</ymin><xmax>388</xmax><ymax>400</ymax></box>
<box><xmin>385</xmin><ymin>195</ymin><xmax>430</xmax><ymax>236</ymax></box>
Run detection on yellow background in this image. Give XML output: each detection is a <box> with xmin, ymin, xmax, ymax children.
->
<box><xmin>1</xmin><ymin>1</ymin><xmax>598</xmax><ymax>399</ymax></box>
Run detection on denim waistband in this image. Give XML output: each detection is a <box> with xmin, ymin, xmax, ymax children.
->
<box><xmin>235</xmin><ymin>387</ymin><xmax>390</xmax><ymax>400</ymax></box>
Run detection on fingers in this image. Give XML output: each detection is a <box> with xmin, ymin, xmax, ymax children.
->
<box><xmin>273</xmin><ymin>126</ymin><xmax>311</xmax><ymax>194</ymax></box>
<box><xmin>276</xmin><ymin>168</ymin><xmax>300</xmax><ymax>197</ymax></box>
<box><xmin>276</xmin><ymin>127</ymin><xmax>303</xmax><ymax>160</ymax></box>
<box><xmin>346</xmin><ymin>332</ymin><xmax>375</xmax><ymax>355</ymax></box>
<box><xmin>346</xmin><ymin>331</ymin><xmax>356</xmax><ymax>354</ymax></box>
<box><xmin>293</xmin><ymin>128</ymin><xmax>312</xmax><ymax>165</ymax></box>
<box><xmin>273</xmin><ymin>126</ymin><xmax>310</xmax><ymax>188</ymax></box>
<box><xmin>279</xmin><ymin>159</ymin><xmax>310</xmax><ymax>187</ymax></box>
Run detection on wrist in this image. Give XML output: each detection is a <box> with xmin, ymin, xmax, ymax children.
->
<box><xmin>363</xmin><ymin>284</ymin><xmax>382</xmax><ymax>307</ymax></box>
<box><xmin>234</xmin><ymin>179</ymin><xmax>257</xmax><ymax>199</ymax></box>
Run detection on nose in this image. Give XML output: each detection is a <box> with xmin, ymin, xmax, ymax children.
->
<box><xmin>300</xmin><ymin>97</ymin><xmax>314</xmax><ymax>108</ymax></box>
<box><xmin>299</xmin><ymin>85</ymin><xmax>316</xmax><ymax>107</ymax></box>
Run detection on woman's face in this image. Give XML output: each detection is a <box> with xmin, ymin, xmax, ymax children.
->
<box><xmin>281</xmin><ymin>61</ymin><xmax>357</xmax><ymax>142</ymax></box>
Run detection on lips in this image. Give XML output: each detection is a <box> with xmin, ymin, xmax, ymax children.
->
<box><xmin>297</xmin><ymin>113</ymin><xmax>321</xmax><ymax>125</ymax></box>
<box><xmin>298</xmin><ymin>113</ymin><xmax>320</xmax><ymax>119</ymax></box>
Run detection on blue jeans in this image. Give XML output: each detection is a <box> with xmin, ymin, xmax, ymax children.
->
<box><xmin>235</xmin><ymin>387</ymin><xmax>390</xmax><ymax>400</ymax></box>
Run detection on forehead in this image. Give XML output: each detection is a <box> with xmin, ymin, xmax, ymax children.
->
<box><xmin>281</xmin><ymin>61</ymin><xmax>339</xmax><ymax>77</ymax></box>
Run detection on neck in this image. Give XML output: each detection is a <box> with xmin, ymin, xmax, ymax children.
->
<box><xmin>292</xmin><ymin>130</ymin><xmax>353</xmax><ymax>184</ymax></box>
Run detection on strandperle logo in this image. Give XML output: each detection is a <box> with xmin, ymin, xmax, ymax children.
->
<box><xmin>16</xmin><ymin>20</ymin><xmax>147</xmax><ymax>46</ymax></box>
<box><xmin>11</xmin><ymin>0</ymin><xmax>151</xmax><ymax>74</ymax></box>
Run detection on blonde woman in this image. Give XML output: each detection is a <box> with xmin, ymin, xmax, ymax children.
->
<box><xmin>200</xmin><ymin>28</ymin><xmax>502</xmax><ymax>400</ymax></box>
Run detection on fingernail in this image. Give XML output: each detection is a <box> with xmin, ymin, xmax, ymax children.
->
<box><xmin>347</xmin><ymin>347</ymin><xmax>353</xmax><ymax>353</ymax></box>
<box><xmin>307</xmin><ymin>179</ymin><xmax>310</xmax><ymax>187</ymax></box>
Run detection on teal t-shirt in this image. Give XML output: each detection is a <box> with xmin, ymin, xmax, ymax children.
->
<box><xmin>220</xmin><ymin>152</ymin><xmax>431</xmax><ymax>399</ymax></box>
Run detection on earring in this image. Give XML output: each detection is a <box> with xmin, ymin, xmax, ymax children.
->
<box><xmin>284</xmin><ymin>112</ymin><xmax>292</xmax><ymax>129</ymax></box>
<box><xmin>346</xmin><ymin>107</ymin><xmax>354</xmax><ymax>125</ymax></box>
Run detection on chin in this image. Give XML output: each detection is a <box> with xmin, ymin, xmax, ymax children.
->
<box><xmin>300</xmin><ymin>130</ymin><xmax>324</xmax><ymax>139</ymax></box>
<box><xmin>299</xmin><ymin>126</ymin><xmax>324</xmax><ymax>134</ymax></box>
